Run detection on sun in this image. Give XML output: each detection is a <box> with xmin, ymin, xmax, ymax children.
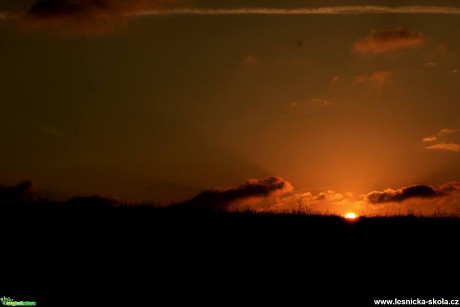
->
<box><xmin>344</xmin><ymin>212</ymin><xmax>358</xmax><ymax>220</ymax></box>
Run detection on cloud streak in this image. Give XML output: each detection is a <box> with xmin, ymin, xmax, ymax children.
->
<box><xmin>4</xmin><ymin>5</ymin><xmax>460</xmax><ymax>22</ymax></box>
<box><xmin>423</xmin><ymin>128</ymin><xmax>460</xmax><ymax>152</ymax></box>
<box><xmin>423</xmin><ymin>128</ymin><xmax>458</xmax><ymax>142</ymax></box>
<box><xmin>353</xmin><ymin>27</ymin><xmax>424</xmax><ymax>54</ymax></box>
<box><xmin>426</xmin><ymin>143</ymin><xmax>460</xmax><ymax>153</ymax></box>
<box><xmin>353</xmin><ymin>71</ymin><xmax>392</xmax><ymax>87</ymax></box>
<box><xmin>136</xmin><ymin>6</ymin><xmax>460</xmax><ymax>16</ymax></box>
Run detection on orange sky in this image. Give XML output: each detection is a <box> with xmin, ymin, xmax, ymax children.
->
<box><xmin>0</xmin><ymin>0</ymin><xmax>459</xmax><ymax>215</ymax></box>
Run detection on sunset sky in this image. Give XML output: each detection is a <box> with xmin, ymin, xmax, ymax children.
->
<box><xmin>1</xmin><ymin>0</ymin><xmax>459</xmax><ymax>214</ymax></box>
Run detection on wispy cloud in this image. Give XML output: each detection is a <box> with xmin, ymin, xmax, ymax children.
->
<box><xmin>136</xmin><ymin>6</ymin><xmax>460</xmax><ymax>16</ymax></box>
<box><xmin>3</xmin><ymin>5</ymin><xmax>460</xmax><ymax>36</ymax></box>
<box><xmin>353</xmin><ymin>27</ymin><xmax>424</xmax><ymax>54</ymax></box>
<box><xmin>426</xmin><ymin>143</ymin><xmax>460</xmax><ymax>153</ymax></box>
<box><xmin>4</xmin><ymin>5</ymin><xmax>460</xmax><ymax>22</ymax></box>
<box><xmin>423</xmin><ymin>129</ymin><xmax>459</xmax><ymax>142</ymax></box>
<box><xmin>439</xmin><ymin>128</ymin><xmax>460</xmax><ymax>135</ymax></box>
<box><xmin>423</xmin><ymin>136</ymin><xmax>437</xmax><ymax>142</ymax></box>
<box><xmin>423</xmin><ymin>128</ymin><xmax>460</xmax><ymax>152</ymax></box>
<box><xmin>353</xmin><ymin>71</ymin><xmax>392</xmax><ymax>87</ymax></box>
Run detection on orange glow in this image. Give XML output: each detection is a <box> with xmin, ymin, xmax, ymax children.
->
<box><xmin>344</xmin><ymin>212</ymin><xmax>358</xmax><ymax>220</ymax></box>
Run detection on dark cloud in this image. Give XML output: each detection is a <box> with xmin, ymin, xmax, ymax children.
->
<box><xmin>183</xmin><ymin>176</ymin><xmax>293</xmax><ymax>211</ymax></box>
<box><xmin>26</xmin><ymin>0</ymin><xmax>123</xmax><ymax>29</ymax></box>
<box><xmin>28</xmin><ymin>0</ymin><xmax>111</xmax><ymax>19</ymax></box>
<box><xmin>24</xmin><ymin>0</ymin><xmax>172</xmax><ymax>32</ymax></box>
<box><xmin>366</xmin><ymin>182</ymin><xmax>460</xmax><ymax>204</ymax></box>
<box><xmin>0</xmin><ymin>181</ymin><xmax>33</xmax><ymax>203</ymax></box>
<box><xmin>354</xmin><ymin>27</ymin><xmax>424</xmax><ymax>54</ymax></box>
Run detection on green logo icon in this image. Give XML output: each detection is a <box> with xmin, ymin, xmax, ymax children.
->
<box><xmin>1</xmin><ymin>296</ymin><xmax>37</xmax><ymax>306</ymax></box>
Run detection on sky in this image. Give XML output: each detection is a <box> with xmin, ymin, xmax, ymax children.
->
<box><xmin>0</xmin><ymin>0</ymin><xmax>459</xmax><ymax>215</ymax></box>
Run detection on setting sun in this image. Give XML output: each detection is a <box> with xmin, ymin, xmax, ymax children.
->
<box><xmin>344</xmin><ymin>212</ymin><xmax>358</xmax><ymax>220</ymax></box>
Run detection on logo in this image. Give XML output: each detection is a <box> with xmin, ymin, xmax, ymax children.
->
<box><xmin>0</xmin><ymin>297</ymin><xmax>36</xmax><ymax>306</ymax></box>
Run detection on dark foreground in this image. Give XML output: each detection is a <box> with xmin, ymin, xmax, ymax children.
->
<box><xmin>2</xmin><ymin>202</ymin><xmax>460</xmax><ymax>306</ymax></box>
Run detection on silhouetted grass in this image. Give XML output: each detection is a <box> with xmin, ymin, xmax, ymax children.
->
<box><xmin>2</xmin><ymin>200</ymin><xmax>459</xmax><ymax>306</ymax></box>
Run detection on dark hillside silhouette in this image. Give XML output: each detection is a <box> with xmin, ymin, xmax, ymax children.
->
<box><xmin>1</xmin><ymin>182</ymin><xmax>459</xmax><ymax>306</ymax></box>
<box><xmin>0</xmin><ymin>181</ymin><xmax>33</xmax><ymax>203</ymax></box>
<box><xmin>66</xmin><ymin>195</ymin><xmax>118</xmax><ymax>209</ymax></box>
